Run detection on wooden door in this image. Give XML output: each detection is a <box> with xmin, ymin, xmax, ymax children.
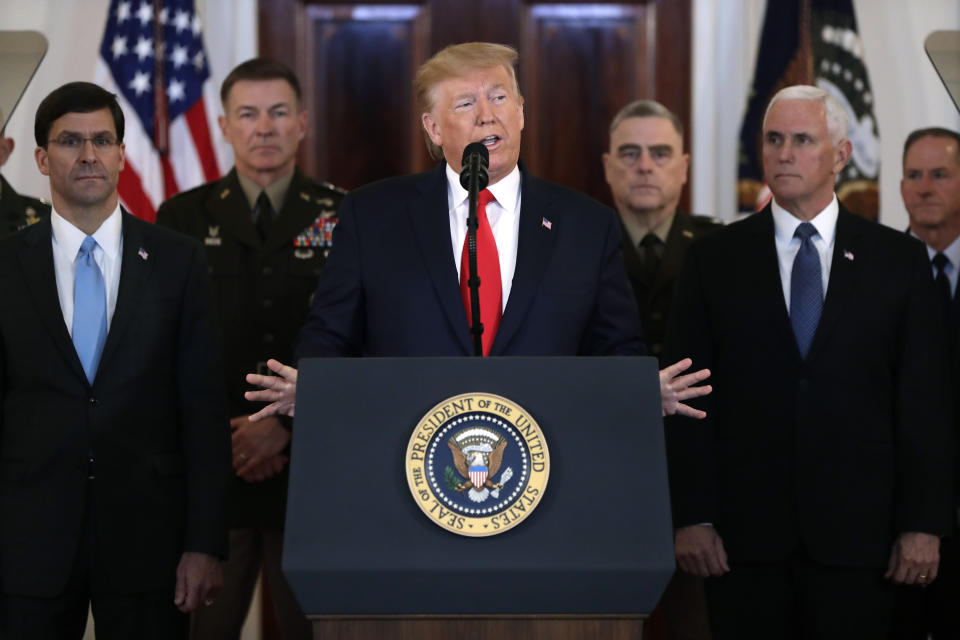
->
<box><xmin>258</xmin><ymin>0</ymin><xmax>691</xmax><ymax>211</ymax></box>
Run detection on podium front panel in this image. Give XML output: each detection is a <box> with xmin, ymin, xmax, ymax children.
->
<box><xmin>284</xmin><ymin>357</ymin><xmax>673</xmax><ymax>615</ymax></box>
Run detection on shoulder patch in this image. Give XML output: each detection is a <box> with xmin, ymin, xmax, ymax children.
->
<box><xmin>319</xmin><ymin>181</ymin><xmax>347</xmax><ymax>195</ymax></box>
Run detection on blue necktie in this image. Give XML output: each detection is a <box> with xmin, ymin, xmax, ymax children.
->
<box><xmin>73</xmin><ymin>236</ymin><xmax>108</xmax><ymax>383</ymax></box>
<box><xmin>790</xmin><ymin>222</ymin><xmax>823</xmax><ymax>359</ymax></box>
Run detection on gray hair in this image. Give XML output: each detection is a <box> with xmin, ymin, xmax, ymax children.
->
<box><xmin>608</xmin><ymin>99</ymin><xmax>684</xmax><ymax>141</ymax></box>
<box><xmin>763</xmin><ymin>85</ymin><xmax>848</xmax><ymax>145</ymax></box>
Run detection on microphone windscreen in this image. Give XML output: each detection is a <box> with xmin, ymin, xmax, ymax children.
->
<box><xmin>461</xmin><ymin>141</ymin><xmax>489</xmax><ymax>169</ymax></box>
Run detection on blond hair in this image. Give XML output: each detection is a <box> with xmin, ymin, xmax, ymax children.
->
<box><xmin>415</xmin><ymin>42</ymin><xmax>523</xmax><ymax>161</ymax></box>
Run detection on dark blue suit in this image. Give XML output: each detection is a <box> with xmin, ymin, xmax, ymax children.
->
<box><xmin>295</xmin><ymin>162</ymin><xmax>645</xmax><ymax>358</ymax></box>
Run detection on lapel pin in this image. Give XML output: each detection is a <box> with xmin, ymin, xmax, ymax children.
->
<box><xmin>300</xmin><ymin>192</ymin><xmax>311</xmax><ymax>202</ymax></box>
<box><xmin>220</xmin><ymin>188</ymin><xmax>230</xmax><ymax>200</ymax></box>
<box><xmin>843</xmin><ymin>250</ymin><xmax>854</xmax><ymax>261</ymax></box>
<box><xmin>138</xmin><ymin>247</ymin><xmax>149</xmax><ymax>261</ymax></box>
<box><xmin>682</xmin><ymin>229</ymin><xmax>694</xmax><ymax>238</ymax></box>
<box><xmin>541</xmin><ymin>217</ymin><xmax>552</xmax><ymax>230</ymax></box>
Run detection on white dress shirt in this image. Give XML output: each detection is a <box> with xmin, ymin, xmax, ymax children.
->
<box><xmin>51</xmin><ymin>205</ymin><xmax>123</xmax><ymax>335</ymax></box>
<box><xmin>771</xmin><ymin>195</ymin><xmax>838</xmax><ymax>312</ymax></box>
<box><xmin>446</xmin><ymin>163</ymin><xmax>521</xmax><ymax>312</ymax></box>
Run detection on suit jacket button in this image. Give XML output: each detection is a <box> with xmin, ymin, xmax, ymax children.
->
<box><xmin>89</xmin><ymin>397</ymin><xmax>98</xmax><ymax>406</ymax></box>
<box><xmin>262</xmin><ymin>266</ymin><xmax>274</xmax><ymax>276</ymax></box>
<box><xmin>263</xmin><ymin>333</ymin><xmax>275</xmax><ymax>344</ymax></box>
<box><xmin>262</xmin><ymin>298</ymin><xmax>273</xmax><ymax>308</ymax></box>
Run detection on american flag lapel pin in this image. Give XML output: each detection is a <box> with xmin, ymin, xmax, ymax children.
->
<box><xmin>541</xmin><ymin>217</ymin><xmax>552</xmax><ymax>230</ymax></box>
<box><xmin>138</xmin><ymin>247</ymin><xmax>149</xmax><ymax>261</ymax></box>
<box><xmin>843</xmin><ymin>250</ymin><xmax>854</xmax><ymax>261</ymax></box>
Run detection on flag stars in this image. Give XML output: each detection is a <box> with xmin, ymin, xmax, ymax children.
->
<box><xmin>191</xmin><ymin>14</ymin><xmax>202</xmax><ymax>35</ymax></box>
<box><xmin>170</xmin><ymin>44</ymin><xmax>189</xmax><ymax>68</ymax></box>
<box><xmin>111</xmin><ymin>36</ymin><xmax>128</xmax><ymax>59</ymax></box>
<box><xmin>168</xmin><ymin>79</ymin><xmax>186</xmax><ymax>102</ymax></box>
<box><xmin>136</xmin><ymin>1</ymin><xmax>152</xmax><ymax>26</ymax></box>
<box><xmin>173</xmin><ymin>9</ymin><xmax>191</xmax><ymax>32</ymax></box>
<box><xmin>128</xmin><ymin>70</ymin><xmax>151</xmax><ymax>96</ymax></box>
<box><xmin>159</xmin><ymin>7</ymin><xmax>169</xmax><ymax>24</ymax></box>
<box><xmin>192</xmin><ymin>50</ymin><xmax>205</xmax><ymax>72</ymax></box>
<box><xmin>116</xmin><ymin>1</ymin><xmax>131</xmax><ymax>23</ymax></box>
<box><xmin>134</xmin><ymin>36</ymin><xmax>154</xmax><ymax>61</ymax></box>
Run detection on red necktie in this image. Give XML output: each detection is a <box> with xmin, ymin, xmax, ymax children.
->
<box><xmin>460</xmin><ymin>189</ymin><xmax>501</xmax><ymax>356</ymax></box>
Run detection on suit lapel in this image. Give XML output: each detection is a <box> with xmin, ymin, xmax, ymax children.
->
<box><xmin>206</xmin><ymin>170</ymin><xmax>259</xmax><ymax>248</ymax></box>
<box><xmin>97</xmin><ymin>212</ymin><xmax>156</xmax><ymax>376</ymax></box>
<box><xmin>17</xmin><ymin>218</ymin><xmax>88</xmax><ymax>381</ymax></box>
<box><xmin>806</xmin><ymin>208</ymin><xmax>860</xmax><ymax>362</ymax></box>
<box><xmin>491</xmin><ymin>168</ymin><xmax>557</xmax><ymax>355</ymax></box>
<box><xmin>408</xmin><ymin>163</ymin><xmax>472</xmax><ymax>354</ymax></box>
<box><xmin>651</xmin><ymin>213</ymin><xmax>695</xmax><ymax>295</ymax></box>
<box><xmin>747</xmin><ymin>208</ymin><xmax>802</xmax><ymax>362</ymax></box>
<box><xmin>619</xmin><ymin>222</ymin><xmax>647</xmax><ymax>285</ymax></box>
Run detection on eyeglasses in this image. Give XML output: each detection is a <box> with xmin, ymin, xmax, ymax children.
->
<box><xmin>47</xmin><ymin>134</ymin><xmax>120</xmax><ymax>152</ymax></box>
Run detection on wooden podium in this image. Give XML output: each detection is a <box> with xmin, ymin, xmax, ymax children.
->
<box><xmin>285</xmin><ymin>357</ymin><xmax>672</xmax><ymax>639</ymax></box>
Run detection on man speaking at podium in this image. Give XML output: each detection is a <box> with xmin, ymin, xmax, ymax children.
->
<box><xmin>245</xmin><ymin>42</ymin><xmax>709</xmax><ymax>423</ymax></box>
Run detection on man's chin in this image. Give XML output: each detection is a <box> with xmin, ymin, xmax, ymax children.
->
<box><xmin>628</xmin><ymin>199</ymin><xmax>665</xmax><ymax>214</ymax></box>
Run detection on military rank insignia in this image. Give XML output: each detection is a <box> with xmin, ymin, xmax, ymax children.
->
<box><xmin>24</xmin><ymin>207</ymin><xmax>40</xmax><ymax>227</ymax></box>
<box><xmin>204</xmin><ymin>225</ymin><xmax>222</xmax><ymax>246</ymax></box>
<box><xmin>294</xmin><ymin>214</ymin><xmax>337</xmax><ymax>249</ymax></box>
<box><xmin>405</xmin><ymin>392</ymin><xmax>550</xmax><ymax>537</ymax></box>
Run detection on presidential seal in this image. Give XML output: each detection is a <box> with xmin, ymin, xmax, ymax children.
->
<box><xmin>405</xmin><ymin>392</ymin><xmax>550</xmax><ymax>537</ymax></box>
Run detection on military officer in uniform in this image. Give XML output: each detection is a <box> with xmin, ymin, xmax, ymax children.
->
<box><xmin>0</xmin><ymin>122</ymin><xmax>50</xmax><ymax>236</ymax></box>
<box><xmin>602</xmin><ymin>100</ymin><xmax>719</xmax><ymax>640</ymax></box>
<box><xmin>156</xmin><ymin>58</ymin><xmax>344</xmax><ymax>640</ymax></box>
<box><xmin>602</xmin><ymin>100</ymin><xmax>719</xmax><ymax>361</ymax></box>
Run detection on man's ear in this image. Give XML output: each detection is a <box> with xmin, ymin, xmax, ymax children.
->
<box><xmin>422</xmin><ymin>112</ymin><xmax>442</xmax><ymax>148</ymax></box>
<box><xmin>34</xmin><ymin>144</ymin><xmax>50</xmax><ymax>176</ymax></box>
<box><xmin>834</xmin><ymin>138</ymin><xmax>853</xmax><ymax>175</ymax></box>
<box><xmin>0</xmin><ymin>137</ymin><xmax>14</xmax><ymax>167</ymax></box>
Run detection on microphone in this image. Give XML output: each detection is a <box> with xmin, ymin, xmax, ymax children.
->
<box><xmin>460</xmin><ymin>141</ymin><xmax>489</xmax><ymax>357</ymax></box>
<box><xmin>459</xmin><ymin>142</ymin><xmax>489</xmax><ymax>191</ymax></box>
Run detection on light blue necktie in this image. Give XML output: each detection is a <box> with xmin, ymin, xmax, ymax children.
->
<box><xmin>73</xmin><ymin>236</ymin><xmax>108</xmax><ymax>383</ymax></box>
<box><xmin>790</xmin><ymin>222</ymin><xmax>823</xmax><ymax>359</ymax></box>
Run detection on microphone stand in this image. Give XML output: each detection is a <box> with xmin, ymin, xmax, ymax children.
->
<box><xmin>464</xmin><ymin>153</ymin><xmax>484</xmax><ymax>357</ymax></box>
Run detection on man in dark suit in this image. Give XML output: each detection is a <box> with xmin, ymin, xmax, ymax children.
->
<box><xmin>604</xmin><ymin>100</ymin><xmax>717</xmax><ymax>640</ymax></box>
<box><xmin>891</xmin><ymin>127</ymin><xmax>960</xmax><ymax>639</ymax></box>
<box><xmin>157</xmin><ymin>58</ymin><xmax>344</xmax><ymax>640</ymax></box>
<box><xmin>244</xmin><ymin>43</ymin><xmax>711</xmax><ymax>420</ymax></box>
<box><xmin>0</xmin><ymin>81</ymin><xmax>230</xmax><ymax>638</ymax></box>
<box><xmin>664</xmin><ymin>86</ymin><xmax>955</xmax><ymax>638</ymax></box>
<box><xmin>602</xmin><ymin>99</ymin><xmax>719</xmax><ymax>361</ymax></box>
<box><xmin>0</xmin><ymin>116</ymin><xmax>50</xmax><ymax>235</ymax></box>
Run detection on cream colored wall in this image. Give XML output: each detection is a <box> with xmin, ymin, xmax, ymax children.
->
<box><xmin>691</xmin><ymin>0</ymin><xmax>960</xmax><ymax>227</ymax></box>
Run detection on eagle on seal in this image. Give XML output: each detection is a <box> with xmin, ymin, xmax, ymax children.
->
<box><xmin>448</xmin><ymin>437</ymin><xmax>507</xmax><ymax>501</ymax></box>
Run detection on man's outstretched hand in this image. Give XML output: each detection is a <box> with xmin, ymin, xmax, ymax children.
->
<box><xmin>660</xmin><ymin>358</ymin><xmax>711</xmax><ymax>418</ymax></box>
<box><xmin>245</xmin><ymin>359</ymin><xmax>298</xmax><ymax>421</ymax></box>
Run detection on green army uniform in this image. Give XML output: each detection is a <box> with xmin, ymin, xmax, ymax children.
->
<box><xmin>0</xmin><ymin>175</ymin><xmax>49</xmax><ymax>237</ymax></box>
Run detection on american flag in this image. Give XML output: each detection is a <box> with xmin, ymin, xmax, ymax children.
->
<box><xmin>95</xmin><ymin>0</ymin><xmax>223</xmax><ymax>221</ymax></box>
